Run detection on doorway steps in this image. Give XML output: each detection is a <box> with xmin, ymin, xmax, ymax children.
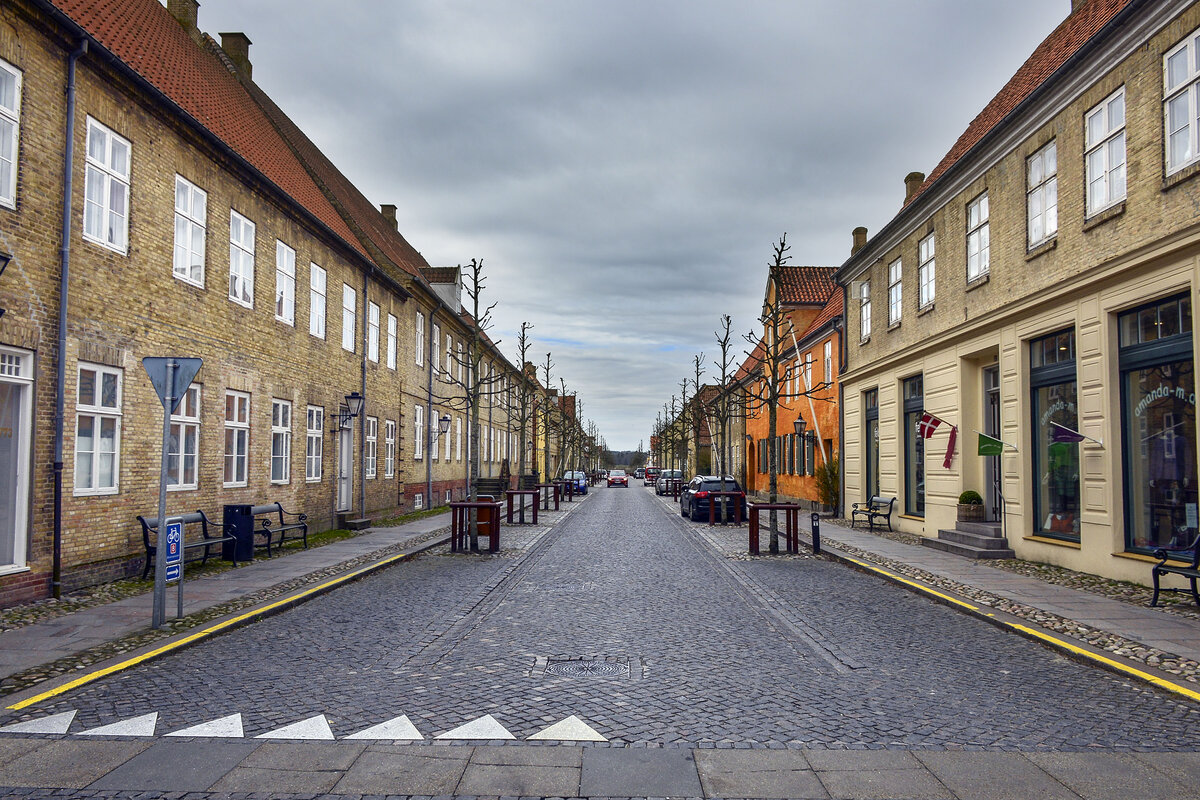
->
<box><xmin>920</xmin><ymin>521</ymin><xmax>1015</xmax><ymax>559</ymax></box>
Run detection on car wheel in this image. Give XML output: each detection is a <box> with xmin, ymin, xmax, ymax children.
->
<box><xmin>680</xmin><ymin>500</ymin><xmax>688</xmax><ymax>517</ymax></box>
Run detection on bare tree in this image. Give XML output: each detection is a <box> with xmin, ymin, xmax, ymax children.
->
<box><xmin>512</xmin><ymin>322</ymin><xmax>536</xmax><ymax>485</ymax></box>
<box><xmin>707</xmin><ymin>314</ymin><xmax>739</xmax><ymax>491</ymax></box>
<box><xmin>541</xmin><ymin>351</ymin><xmax>555</xmax><ymax>482</ymax></box>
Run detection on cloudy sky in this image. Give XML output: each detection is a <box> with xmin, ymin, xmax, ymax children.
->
<box><xmin>191</xmin><ymin>0</ymin><xmax>1069</xmax><ymax>450</ymax></box>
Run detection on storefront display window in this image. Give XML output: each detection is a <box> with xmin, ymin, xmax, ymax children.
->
<box><xmin>865</xmin><ymin>389</ymin><xmax>880</xmax><ymax>499</ymax></box>
<box><xmin>1121</xmin><ymin>295</ymin><xmax>1197</xmax><ymax>554</ymax></box>
<box><xmin>903</xmin><ymin>376</ymin><xmax>924</xmax><ymax>517</ymax></box>
<box><xmin>1031</xmin><ymin>330</ymin><xmax>1079</xmax><ymax>540</ymax></box>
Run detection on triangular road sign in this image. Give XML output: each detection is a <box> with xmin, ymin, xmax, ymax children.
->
<box><xmin>142</xmin><ymin>357</ymin><xmax>202</xmax><ymax>414</ymax></box>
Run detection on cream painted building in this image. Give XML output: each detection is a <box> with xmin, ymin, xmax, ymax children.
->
<box><xmin>838</xmin><ymin>0</ymin><xmax>1200</xmax><ymax>585</ymax></box>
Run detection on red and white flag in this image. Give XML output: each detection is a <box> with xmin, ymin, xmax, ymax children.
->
<box><xmin>918</xmin><ymin>412</ymin><xmax>942</xmax><ymax>439</ymax></box>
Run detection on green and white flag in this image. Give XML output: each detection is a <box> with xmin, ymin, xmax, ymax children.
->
<box><xmin>977</xmin><ymin>432</ymin><xmax>1004</xmax><ymax>456</ymax></box>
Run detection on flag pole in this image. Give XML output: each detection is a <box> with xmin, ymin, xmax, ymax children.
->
<box><xmin>1050</xmin><ymin>421</ymin><xmax>1103</xmax><ymax>447</ymax></box>
<box><xmin>971</xmin><ymin>429</ymin><xmax>1019</xmax><ymax>451</ymax></box>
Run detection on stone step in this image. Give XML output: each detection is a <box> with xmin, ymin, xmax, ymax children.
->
<box><xmin>955</xmin><ymin>520</ymin><xmax>1003</xmax><ymax>537</ymax></box>
<box><xmin>921</xmin><ymin>536</ymin><xmax>1015</xmax><ymax>559</ymax></box>
<box><xmin>936</xmin><ymin>528</ymin><xmax>1012</xmax><ymax>550</ymax></box>
<box><xmin>342</xmin><ymin>517</ymin><xmax>372</xmax><ymax>531</ymax></box>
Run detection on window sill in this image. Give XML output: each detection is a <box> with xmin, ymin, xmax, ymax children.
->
<box><xmin>82</xmin><ymin>233</ymin><xmax>128</xmax><ymax>256</ymax></box>
<box><xmin>74</xmin><ymin>488</ymin><xmax>119</xmax><ymax>497</ymax></box>
<box><xmin>1025</xmin><ymin>237</ymin><xmax>1057</xmax><ymax>261</ymax></box>
<box><xmin>223</xmin><ymin>482</ymin><xmax>248</xmax><ymax>489</ymax></box>
<box><xmin>1082</xmin><ymin>200</ymin><xmax>1125</xmax><ymax>232</ymax></box>
<box><xmin>898</xmin><ymin>513</ymin><xmax>924</xmax><ymax>521</ymax></box>
<box><xmin>167</xmin><ymin>484</ymin><xmax>198</xmax><ymax>493</ymax></box>
<box><xmin>1024</xmin><ymin>534</ymin><xmax>1081</xmax><ymax>549</ymax></box>
<box><xmin>887</xmin><ymin>321</ymin><xmax>901</xmax><ymax>332</ymax></box>
<box><xmin>306</xmin><ymin>477</ymin><xmax>322</xmax><ymax>484</ymax></box>
<box><xmin>173</xmin><ymin>275</ymin><xmax>205</xmax><ymax>291</ymax></box>
<box><xmin>917</xmin><ymin>302</ymin><xmax>935</xmax><ymax>317</ymax></box>
<box><xmin>965</xmin><ymin>273</ymin><xmax>990</xmax><ymax>292</ymax></box>
<box><xmin>275</xmin><ymin>317</ymin><xmax>295</xmax><ymax>327</ymax></box>
<box><xmin>270</xmin><ymin>479</ymin><xmax>290</xmax><ymax>485</ymax></box>
<box><xmin>1112</xmin><ymin>550</ymin><xmax>1161</xmax><ymax>565</ymax></box>
<box><xmin>0</xmin><ymin>564</ymin><xmax>31</xmax><ymax>577</ymax></box>
<box><xmin>1163</xmin><ymin>159</ymin><xmax>1200</xmax><ymax>192</ymax></box>
<box><xmin>229</xmin><ymin>297</ymin><xmax>254</xmax><ymax>310</ymax></box>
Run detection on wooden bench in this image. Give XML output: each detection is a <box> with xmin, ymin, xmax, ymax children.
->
<box><xmin>250</xmin><ymin>502</ymin><xmax>308</xmax><ymax>557</ymax></box>
<box><xmin>850</xmin><ymin>496</ymin><xmax>897</xmax><ymax>532</ymax></box>
<box><xmin>138</xmin><ymin>510</ymin><xmax>237</xmax><ymax>579</ymax></box>
<box><xmin>1151</xmin><ymin>532</ymin><xmax>1200</xmax><ymax>607</ymax></box>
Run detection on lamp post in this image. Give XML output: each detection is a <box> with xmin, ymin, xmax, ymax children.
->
<box><xmin>0</xmin><ymin>251</ymin><xmax>11</xmax><ymax>320</ymax></box>
<box><xmin>330</xmin><ymin>391</ymin><xmax>364</xmax><ymax>527</ymax></box>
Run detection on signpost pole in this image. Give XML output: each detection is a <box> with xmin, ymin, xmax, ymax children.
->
<box><xmin>152</xmin><ymin>359</ymin><xmax>175</xmax><ymax>629</ymax></box>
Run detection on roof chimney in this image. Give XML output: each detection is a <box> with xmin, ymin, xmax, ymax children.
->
<box><xmin>904</xmin><ymin>172</ymin><xmax>925</xmax><ymax>205</ymax></box>
<box><xmin>380</xmin><ymin>204</ymin><xmax>398</xmax><ymax>230</ymax></box>
<box><xmin>851</xmin><ymin>226</ymin><xmax>867</xmax><ymax>256</ymax></box>
<box><xmin>168</xmin><ymin>0</ymin><xmax>198</xmax><ymax>31</ymax></box>
<box><xmin>219</xmin><ymin>32</ymin><xmax>253</xmax><ymax>78</ymax></box>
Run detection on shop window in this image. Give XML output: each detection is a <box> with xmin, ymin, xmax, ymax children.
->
<box><xmin>865</xmin><ymin>389</ymin><xmax>880</xmax><ymax>500</ymax></box>
<box><xmin>1031</xmin><ymin>329</ymin><xmax>1079</xmax><ymax>540</ymax></box>
<box><xmin>903</xmin><ymin>375</ymin><xmax>924</xmax><ymax>516</ymax></box>
<box><xmin>1120</xmin><ymin>294</ymin><xmax>1196</xmax><ymax>554</ymax></box>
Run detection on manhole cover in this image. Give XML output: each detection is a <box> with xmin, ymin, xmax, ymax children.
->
<box><xmin>543</xmin><ymin>659</ymin><xmax>630</xmax><ymax>678</ymax></box>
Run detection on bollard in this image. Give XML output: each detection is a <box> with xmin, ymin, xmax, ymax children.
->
<box><xmin>810</xmin><ymin>512</ymin><xmax>821</xmax><ymax>554</ymax></box>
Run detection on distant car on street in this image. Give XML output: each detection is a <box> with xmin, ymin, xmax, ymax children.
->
<box><xmin>561</xmin><ymin>470</ymin><xmax>588</xmax><ymax>495</ymax></box>
<box><xmin>643</xmin><ymin>467</ymin><xmax>661</xmax><ymax>486</ymax></box>
<box><xmin>680</xmin><ymin>475</ymin><xmax>747</xmax><ymax>522</ymax></box>
<box><xmin>654</xmin><ymin>469</ymin><xmax>683</xmax><ymax>495</ymax></box>
<box><xmin>607</xmin><ymin>469</ymin><xmax>629</xmax><ymax>487</ymax></box>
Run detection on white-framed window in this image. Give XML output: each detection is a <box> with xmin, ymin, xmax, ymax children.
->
<box><xmin>432</xmin><ymin>323</ymin><xmax>441</xmax><ymax>374</ymax></box>
<box><xmin>415</xmin><ymin>311</ymin><xmax>425</xmax><ymax>366</ymax></box>
<box><xmin>823</xmin><ymin>340</ymin><xmax>832</xmax><ymax>385</ymax></box>
<box><xmin>387</xmin><ymin>314</ymin><xmax>397</xmax><ymax>369</ymax></box>
<box><xmin>445</xmin><ymin>335</ymin><xmax>453</xmax><ymax>381</ymax></box>
<box><xmin>368</xmin><ymin>302</ymin><xmax>380</xmax><ymax>363</ymax></box>
<box><xmin>414</xmin><ymin>493</ymin><xmax>424</xmax><ymax>511</ymax></box>
<box><xmin>919</xmin><ymin>231</ymin><xmax>937</xmax><ymax>306</ymax></box>
<box><xmin>456</xmin><ymin>416</ymin><xmax>462</xmax><ymax>461</ymax></box>
<box><xmin>172</xmin><ymin>175</ymin><xmax>206</xmax><ymax>286</ymax></box>
<box><xmin>887</xmin><ymin>258</ymin><xmax>902</xmax><ymax>326</ymax></box>
<box><xmin>444</xmin><ymin>413</ymin><xmax>452</xmax><ymax>460</ymax></box>
<box><xmin>1027</xmin><ymin>140</ymin><xmax>1058</xmax><ymax>248</ymax></box>
<box><xmin>275</xmin><ymin>241</ymin><xmax>296</xmax><ymax>325</ymax></box>
<box><xmin>341</xmin><ymin>283</ymin><xmax>356</xmax><ymax>352</ymax></box>
<box><xmin>384</xmin><ymin>419</ymin><xmax>396</xmax><ymax>478</ymax></box>
<box><xmin>271</xmin><ymin>398</ymin><xmax>291</xmax><ymax>483</ymax></box>
<box><xmin>83</xmin><ymin>117</ymin><xmax>130</xmax><ymax>253</ymax></box>
<box><xmin>1166</xmin><ymin>28</ymin><xmax>1200</xmax><ymax>175</ymax></box>
<box><xmin>1085</xmin><ymin>86</ymin><xmax>1126</xmax><ymax>215</ymax></box>
<box><xmin>0</xmin><ymin>58</ymin><xmax>21</xmax><ymax>208</ymax></box>
<box><xmin>457</xmin><ymin>343</ymin><xmax>463</xmax><ymax>383</ymax></box>
<box><xmin>167</xmin><ymin>384</ymin><xmax>200</xmax><ymax>491</ymax></box>
<box><xmin>430</xmin><ymin>410</ymin><xmax>440</xmax><ymax>462</ymax></box>
<box><xmin>306</xmin><ymin>406</ymin><xmax>323</xmax><ymax>482</ymax></box>
<box><xmin>74</xmin><ymin>363</ymin><xmax>122</xmax><ymax>495</ymax></box>
<box><xmin>860</xmin><ymin>280</ymin><xmax>871</xmax><ymax>340</ymax></box>
<box><xmin>309</xmin><ymin>264</ymin><xmax>326</xmax><ymax>339</ymax></box>
<box><xmin>966</xmin><ymin>193</ymin><xmax>988</xmax><ymax>281</ymax></box>
<box><xmin>803</xmin><ymin>354</ymin><xmax>813</xmax><ymax>390</ymax></box>
<box><xmin>223</xmin><ymin>390</ymin><xmax>249</xmax><ymax>487</ymax></box>
<box><xmin>413</xmin><ymin>404</ymin><xmax>424</xmax><ymax>459</ymax></box>
<box><xmin>229</xmin><ymin>210</ymin><xmax>255</xmax><ymax>307</ymax></box>
<box><xmin>365</xmin><ymin>416</ymin><xmax>378</xmax><ymax>478</ymax></box>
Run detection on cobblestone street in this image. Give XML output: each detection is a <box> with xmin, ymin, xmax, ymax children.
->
<box><xmin>19</xmin><ymin>486</ymin><xmax>1200</xmax><ymax>750</ymax></box>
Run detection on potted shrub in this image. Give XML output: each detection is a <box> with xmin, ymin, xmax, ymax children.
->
<box><xmin>957</xmin><ymin>490</ymin><xmax>985</xmax><ymax>522</ymax></box>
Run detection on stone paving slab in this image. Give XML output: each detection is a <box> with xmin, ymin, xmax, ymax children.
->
<box><xmin>580</xmin><ymin>747</ymin><xmax>704</xmax><ymax>796</ymax></box>
<box><xmin>0</xmin><ymin>739</ymin><xmax>150</xmax><ymax>788</ymax></box>
<box><xmin>913</xmin><ymin>751</ymin><xmax>1084</xmax><ymax>800</ymax></box>
<box><xmin>88</xmin><ymin>738</ymin><xmax>259</xmax><ymax>791</ymax></box>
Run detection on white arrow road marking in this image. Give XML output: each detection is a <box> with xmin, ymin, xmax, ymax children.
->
<box><xmin>77</xmin><ymin>712</ymin><xmax>157</xmax><ymax>737</ymax></box>
<box><xmin>0</xmin><ymin>710</ymin><xmax>77</xmax><ymax>735</ymax></box>
<box><xmin>435</xmin><ymin>714</ymin><xmax>515</xmax><ymax>740</ymax></box>
<box><xmin>343</xmin><ymin>714</ymin><xmax>423</xmax><ymax>740</ymax></box>
<box><xmin>527</xmin><ymin>715</ymin><xmax>607</xmax><ymax>741</ymax></box>
<box><xmin>255</xmin><ymin>714</ymin><xmax>335</xmax><ymax>740</ymax></box>
<box><xmin>165</xmin><ymin>713</ymin><xmax>244</xmax><ymax>738</ymax></box>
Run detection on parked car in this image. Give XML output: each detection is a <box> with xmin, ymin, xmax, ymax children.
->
<box><xmin>607</xmin><ymin>469</ymin><xmax>629</xmax><ymax>487</ymax></box>
<box><xmin>634</xmin><ymin>468</ymin><xmax>645</xmax><ymax>480</ymax></box>
<box><xmin>598</xmin><ymin>469</ymin><xmax>608</xmax><ymax>480</ymax></box>
<box><xmin>680</xmin><ymin>476</ymin><xmax>747</xmax><ymax>522</ymax></box>
<box><xmin>654</xmin><ymin>469</ymin><xmax>684</xmax><ymax>495</ymax></box>
<box><xmin>561</xmin><ymin>470</ymin><xmax>588</xmax><ymax>495</ymax></box>
<box><xmin>643</xmin><ymin>467</ymin><xmax>661</xmax><ymax>486</ymax></box>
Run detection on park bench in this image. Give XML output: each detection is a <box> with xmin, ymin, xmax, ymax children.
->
<box><xmin>250</xmin><ymin>502</ymin><xmax>308</xmax><ymax>557</ymax></box>
<box><xmin>1151</xmin><ymin>532</ymin><xmax>1200</xmax><ymax>607</ymax></box>
<box><xmin>850</xmin><ymin>495</ymin><xmax>897</xmax><ymax>532</ymax></box>
<box><xmin>138</xmin><ymin>510</ymin><xmax>237</xmax><ymax>579</ymax></box>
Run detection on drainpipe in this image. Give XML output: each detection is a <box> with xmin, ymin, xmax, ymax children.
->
<box><xmin>838</xmin><ymin>285</ymin><xmax>849</xmax><ymax>518</ymax></box>
<box><xmin>53</xmin><ymin>39</ymin><xmax>88</xmax><ymax>599</ymax></box>
<box><xmin>425</xmin><ymin>308</ymin><xmax>434</xmax><ymax>506</ymax></box>
<box><xmin>360</xmin><ymin>270</ymin><xmax>367</xmax><ymax>520</ymax></box>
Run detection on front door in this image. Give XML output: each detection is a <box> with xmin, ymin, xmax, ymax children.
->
<box><xmin>0</xmin><ymin>348</ymin><xmax>33</xmax><ymax>571</ymax></box>
<box><xmin>984</xmin><ymin>365</ymin><xmax>1001</xmax><ymax>521</ymax></box>
<box><xmin>337</xmin><ymin>426</ymin><xmax>353</xmax><ymax>512</ymax></box>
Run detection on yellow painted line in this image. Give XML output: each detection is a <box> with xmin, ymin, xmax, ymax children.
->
<box><xmin>1006</xmin><ymin>622</ymin><xmax>1200</xmax><ymax>703</ymax></box>
<box><xmin>7</xmin><ymin>546</ymin><xmax>425</xmax><ymax>711</ymax></box>
<box><xmin>843</xmin><ymin>557</ymin><xmax>978</xmax><ymax>611</ymax></box>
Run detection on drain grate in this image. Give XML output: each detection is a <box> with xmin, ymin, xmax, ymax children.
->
<box><xmin>544</xmin><ymin>659</ymin><xmax>630</xmax><ymax>679</ymax></box>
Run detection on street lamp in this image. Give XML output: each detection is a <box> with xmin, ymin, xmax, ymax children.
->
<box><xmin>338</xmin><ymin>391</ymin><xmax>364</xmax><ymax>429</ymax></box>
<box><xmin>0</xmin><ymin>251</ymin><xmax>11</xmax><ymax>320</ymax></box>
<box><xmin>434</xmin><ymin>413</ymin><xmax>451</xmax><ymax>441</ymax></box>
<box><xmin>793</xmin><ymin>417</ymin><xmax>807</xmax><ymax>437</ymax></box>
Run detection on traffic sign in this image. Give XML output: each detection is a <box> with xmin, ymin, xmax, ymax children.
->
<box><xmin>165</xmin><ymin>564</ymin><xmax>180</xmax><ymax>582</ymax></box>
<box><xmin>165</xmin><ymin>520</ymin><xmax>182</xmax><ymax>566</ymax></box>
<box><xmin>142</xmin><ymin>357</ymin><xmax>202</xmax><ymax>414</ymax></box>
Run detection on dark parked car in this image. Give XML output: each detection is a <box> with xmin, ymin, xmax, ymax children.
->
<box><xmin>654</xmin><ymin>469</ymin><xmax>683</xmax><ymax>495</ymax></box>
<box><xmin>680</xmin><ymin>476</ymin><xmax>747</xmax><ymax>522</ymax></box>
<box><xmin>607</xmin><ymin>469</ymin><xmax>629</xmax><ymax>487</ymax></box>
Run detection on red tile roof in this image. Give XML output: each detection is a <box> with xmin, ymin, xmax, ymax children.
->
<box><xmin>798</xmin><ymin>289</ymin><xmax>843</xmax><ymax>341</ymax></box>
<box><xmin>50</xmin><ymin>0</ymin><xmax>371</xmax><ymax>262</ymax></box>
<box><xmin>735</xmin><ymin>338</ymin><xmax>766</xmax><ymax>383</ymax></box>
<box><xmin>908</xmin><ymin>0</ymin><xmax>1133</xmax><ymax>206</ymax></box>
<box><xmin>776</xmin><ymin>266</ymin><xmax>837</xmax><ymax>305</ymax></box>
